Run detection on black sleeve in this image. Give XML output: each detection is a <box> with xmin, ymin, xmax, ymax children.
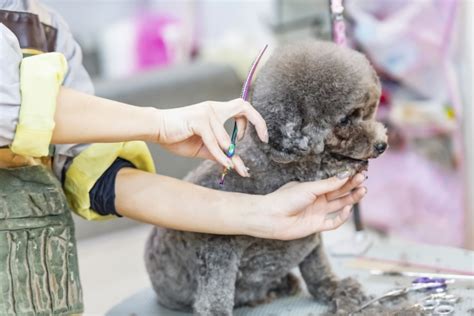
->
<box><xmin>89</xmin><ymin>158</ymin><xmax>135</xmax><ymax>217</ymax></box>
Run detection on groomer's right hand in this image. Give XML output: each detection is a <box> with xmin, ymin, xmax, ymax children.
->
<box><xmin>243</xmin><ymin>173</ymin><xmax>367</xmax><ymax>240</ymax></box>
<box><xmin>152</xmin><ymin>99</ymin><xmax>268</xmax><ymax>177</ymax></box>
<box><xmin>52</xmin><ymin>89</ymin><xmax>264</xmax><ymax>178</ymax></box>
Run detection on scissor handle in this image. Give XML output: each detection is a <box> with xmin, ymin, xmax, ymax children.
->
<box><xmin>413</xmin><ymin>277</ymin><xmax>447</xmax><ymax>284</ymax></box>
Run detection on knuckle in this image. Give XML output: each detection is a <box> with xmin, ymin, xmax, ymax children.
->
<box><xmin>233</xmin><ymin>98</ymin><xmax>244</xmax><ymax>108</ymax></box>
<box><xmin>201</xmin><ymin>101</ymin><xmax>212</xmax><ymax>112</ymax></box>
<box><xmin>209</xmin><ymin>106</ymin><xmax>218</xmax><ymax>119</ymax></box>
<box><xmin>347</xmin><ymin>194</ymin><xmax>356</xmax><ymax>204</ymax></box>
<box><xmin>243</xmin><ymin>102</ymin><xmax>254</xmax><ymax>113</ymax></box>
<box><xmin>328</xmin><ymin>222</ymin><xmax>337</xmax><ymax>230</ymax></box>
<box><xmin>206</xmin><ymin>103</ymin><xmax>217</xmax><ymax>117</ymax></box>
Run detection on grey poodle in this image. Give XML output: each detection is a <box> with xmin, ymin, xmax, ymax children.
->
<box><xmin>145</xmin><ymin>41</ymin><xmax>387</xmax><ymax>315</ymax></box>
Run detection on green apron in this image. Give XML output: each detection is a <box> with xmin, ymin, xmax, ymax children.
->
<box><xmin>0</xmin><ymin>166</ymin><xmax>83</xmax><ymax>315</ymax></box>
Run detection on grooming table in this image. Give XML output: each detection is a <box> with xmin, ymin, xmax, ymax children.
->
<box><xmin>77</xmin><ymin>224</ymin><xmax>474</xmax><ymax>315</ymax></box>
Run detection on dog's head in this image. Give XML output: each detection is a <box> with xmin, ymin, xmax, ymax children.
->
<box><xmin>252</xmin><ymin>41</ymin><xmax>387</xmax><ymax>166</ymax></box>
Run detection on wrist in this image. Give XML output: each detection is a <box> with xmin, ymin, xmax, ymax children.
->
<box><xmin>141</xmin><ymin>107</ymin><xmax>162</xmax><ymax>143</ymax></box>
<box><xmin>226</xmin><ymin>193</ymin><xmax>269</xmax><ymax>237</ymax></box>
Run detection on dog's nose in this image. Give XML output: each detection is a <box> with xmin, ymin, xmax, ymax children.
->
<box><xmin>374</xmin><ymin>142</ymin><xmax>387</xmax><ymax>154</ymax></box>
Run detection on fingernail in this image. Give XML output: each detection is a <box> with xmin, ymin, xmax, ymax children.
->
<box><xmin>263</xmin><ymin>132</ymin><xmax>269</xmax><ymax>143</ymax></box>
<box><xmin>355</xmin><ymin>173</ymin><xmax>365</xmax><ymax>183</ymax></box>
<box><xmin>336</xmin><ymin>170</ymin><xmax>350</xmax><ymax>179</ymax></box>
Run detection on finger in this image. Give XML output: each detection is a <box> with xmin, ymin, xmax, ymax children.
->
<box><xmin>321</xmin><ymin>205</ymin><xmax>352</xmax><ymax>231</ymax></box>
<box><xmin>326</xmin><ymin>173</ymin><xmax>366</xmax><ymax>201</ymax></box>
<box><xmin>221</xmin><ymin>98</ymin><xmax>252</xmax><ymax>117</ymax></box>
<box><xmin>325</xmin><ymin>187</ymin><xmax>367</xmax><ymax>213</ymax></box>
<box><xmin>201</xmin><ymin>131</ymin><xmax>233</xmax><ymax>168</ymax></box>
<box><xmin>236</xmin><ymin>117</ymin><xmax>247</xmax><ymax>141</ymax></box>
<box><xmin>298</xmin><ymin>176</ymin><xmax>351</xmax><ymax>198</ymax></box>
<box><xmin>209</xmin><ymin>114</ymin><xmax>232</xmax><ymax>151</ymax></box>
<box><xmin>193</xmin><ymin>144</ymin><xmax>215</xmax><ymax>161</ymax></box>
<box><xmin>239</xmin><ymin>101</ymin><xmax>268</xmax><ymax>143</ymax></box>
<box><xmin>215</xmin><ymin>99</ymin><xmax>268</xmax><ymax>142</ymax></box>
<box><xmin>231</xmin><ymin>155</ymin><xmax>249</xmax><ymax>177</ymax></box>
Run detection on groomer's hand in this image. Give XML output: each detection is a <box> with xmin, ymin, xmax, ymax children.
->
<box><xmin>244</xmin><ymin>173</ymin><xmax>367</xmax><ymax>240</ymax></box>
<box><xmin>153</xmin><ymin>99</ymin><xmax>268</xmax><ymax>177</ymax></box>
<box><xmin>53</xmin><ymin>89</ymin><xmax>266</xmax><ymax>177</ymax></box>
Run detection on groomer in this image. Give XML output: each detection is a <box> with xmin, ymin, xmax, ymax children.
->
<box><xmin>0</xmin><ymin>0</ymin><xmax>367</xmax><ymax>314</ymax></box>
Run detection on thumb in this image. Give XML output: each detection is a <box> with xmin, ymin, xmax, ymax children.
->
<box><xmin>299</xmin><ymin>176</ymin><xmax>350</xmax><ymax>197</ymax></box>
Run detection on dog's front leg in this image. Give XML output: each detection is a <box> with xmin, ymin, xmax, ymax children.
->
<box><xmin>193</xmin><ymin>240</ymin><xmax>242</xmax><ymax>316</ymax></box>
<box><xmin>299</xmin><ymin>238</ymin><xmax>366</xmax><ymax>314</ymax></box>
<box><xmin>299</xmin><ymin>239</ymin><xmax>338</xmax><ymax>302</ymax></box>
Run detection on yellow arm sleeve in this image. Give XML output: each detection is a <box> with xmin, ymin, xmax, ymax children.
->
<box><xmin>11</xmin><ymin>52</ymin><xmax>68</xmax><ymax>157</ymax></box>
<box><xmin>64</xmin><ymin>141</ymin><xmax>156</xmax><ymax>220</ymax></box>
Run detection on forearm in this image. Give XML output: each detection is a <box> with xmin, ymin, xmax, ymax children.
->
<box><xmin>51</xmin><ymin>87</ymin><xmax>159</xmax><ymax>144</ymax></box>
<box><xmin>114</xmin><ymin>168</ymin><xmax>258</xmax><ymax>235</ymax></box>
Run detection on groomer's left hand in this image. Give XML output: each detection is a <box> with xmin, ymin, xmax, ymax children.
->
<box><xmin>243</xmin><ymin>173</ymin><xmax>367</xmax><ymax>240</ymax></box>
<box><xmin>153</xmin><ymin>99</ymin><xmax>268</xmax><ymax>177</ymax></box>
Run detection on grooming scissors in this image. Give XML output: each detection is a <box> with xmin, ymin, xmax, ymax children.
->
<box><xmin>412</xmin><ymin>277</ymin><xmax>450</xmax><ymax>291</ymax></box>
<box><xmin>219</xmin><ymin>44</ymin><xmax>268</xmax><ymax>185</ymax></box>
<box><xmin>414</xmin><ymin>292</ymin><xmax>459</xmax><ymax>315</ymax></box>
<box><xmin>411</xmin><ymin>277</ymin><xmax>458</xmax><ymax>315</ymax></box>
<box><xmin>352</xmin><ymin>279</ymin><xmax>452</xmax><ymax>314</ymax></box>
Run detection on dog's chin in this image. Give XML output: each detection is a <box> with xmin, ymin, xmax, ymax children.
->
<box><xmin>330</xmin><ymin>153</ymin><xmax>369</xmax><ymax>173</ymax></box>
<box><xmin>330</xmin><ymin>152</ymin><xmax>369</xmax><ymax>163</ymax></box>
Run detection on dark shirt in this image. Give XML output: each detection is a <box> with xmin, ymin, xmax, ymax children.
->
<box><xmin>89</xmin><ymin>158</ymin><xmax>135</xmax><ymax>217</ymax></box>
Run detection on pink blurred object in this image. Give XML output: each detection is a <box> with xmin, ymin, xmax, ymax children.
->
<box><xmin>346</xmin><ymin>0</ymin><xmax>460</xmax><ymax>107</ymax></box>
<box><xmin>379</xmin><ymin>88</ymin><xmax>391</xmax><ymax>107</ymax></box>
<box><xmin>345</xmin><ymin>0</ymin><xmax>466</xmax><ymax>247</ymax></box>
<box><xmin>361</xmin><ymin>149</ymin><xmax>464</xmax><ymax>247</ymax></box>
<box><xmin>135</xmin><ymin>13</ymin><xmax>190</xmax><ymax>71</ymax></box>
<box><xmin>330</xmin><ymin>0</ymin><xmax>347</xmax><ymax>46</ymax></box>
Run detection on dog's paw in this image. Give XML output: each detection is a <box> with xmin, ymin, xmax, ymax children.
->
<box><xmin>329</xmin><ymin>277</ymin><xmax>367</xmax><ymax>315</ymax></box>
<box><xmin>268</xmin><ymin>273</ymin><xmax>301</xmax><ymax>300</ymax></box>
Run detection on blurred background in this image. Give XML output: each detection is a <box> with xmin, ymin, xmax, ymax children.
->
<box><xmin>42</xmin><ymin>0</ymin><xmax>472</xmax><ymax>249</ymax></box>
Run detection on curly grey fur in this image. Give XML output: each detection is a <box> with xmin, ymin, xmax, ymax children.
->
<box><xmin>145</xmin><ymin>41</ymin><xmax>388</xmax><ymax>315</ymax></box>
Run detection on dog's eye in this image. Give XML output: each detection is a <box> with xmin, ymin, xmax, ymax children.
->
<box><xmin>339</xmin><ymin>116</ymin><xmax>351</xmax><ymax>126</ymax></box>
